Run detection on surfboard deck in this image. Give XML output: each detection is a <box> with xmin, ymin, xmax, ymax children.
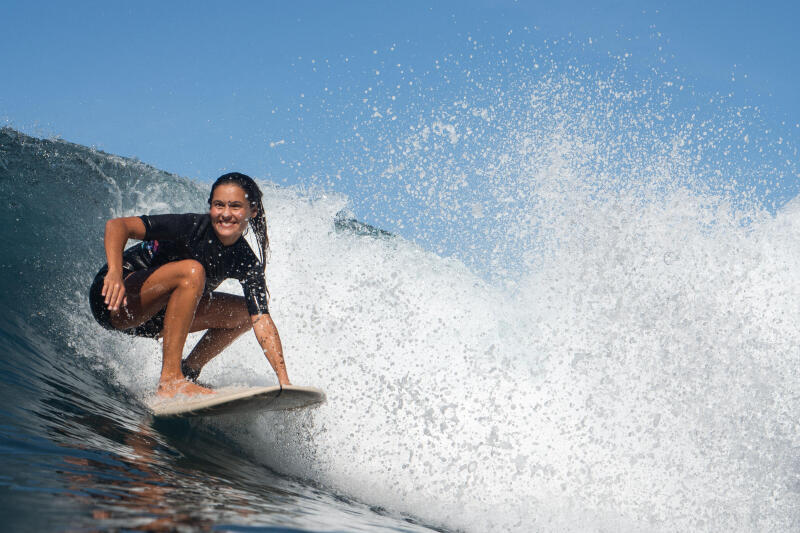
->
<box><xmin>148</xmin><ymin>385</ymin><xmax>325</xmax><ymax>418</ymax></box>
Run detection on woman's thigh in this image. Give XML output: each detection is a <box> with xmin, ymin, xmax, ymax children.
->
<box><xmin>110</xmin><ymin>260</ymin><xmax>204</xmax><ymax>330</ymax></box>
<box><xmin>189</xmin><ymin>292</ymin><xmax>250</xmax><ymax>332</ymax></box>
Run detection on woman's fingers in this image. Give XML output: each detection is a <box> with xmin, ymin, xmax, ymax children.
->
<box><xmin>110</xmin><ymin>285</ymin><xmax>126</xmax><ymax>311</ymax></box>
<box><xmin>103</xmin><ymin>276</ymin><xmax>115</xmax><ymax>303</ymax></box>
<box><xmin>103</xmin><ymin>273</ymin><xmax>126</xmax><ymax>311</ymax></box>
<box><xmin>106</xmin><ymin>282</ymin><xmax>118</xmax><ymax>307</ymax></box>
<box><xmin>107</xmin><ymin>283</ymin><xmax>117</xmax><ymax>309</ymax></box>
<box><xmin>102</xmin><ymin>279</ymin><xmax>113</xmax><ymax>304</ymax></box>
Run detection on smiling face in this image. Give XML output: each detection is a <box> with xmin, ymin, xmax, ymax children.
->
<box><xmin>208</xmin><ymin>183</ymin><xmax>255</xmax><ymax>245</ymax></box>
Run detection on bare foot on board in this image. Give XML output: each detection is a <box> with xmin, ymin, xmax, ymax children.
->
<box><xmin>157</xmin><ymin>378</ymin><xmax>214</xmax><ymax>398</ymax></box>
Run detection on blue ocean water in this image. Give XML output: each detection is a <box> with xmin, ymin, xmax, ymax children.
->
<box><xmin>2</xmin><ymin>36</ymin><xmax>800</xmax><ymax>532</ymax></box>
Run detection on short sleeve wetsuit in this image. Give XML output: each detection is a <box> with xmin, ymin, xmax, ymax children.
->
<box><xmin>89</xmin><ymin>213</ymin><xmax>269</xmax><ymax>337</ymax></box>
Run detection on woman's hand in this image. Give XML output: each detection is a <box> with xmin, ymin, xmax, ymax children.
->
<box><xmin>101</xmin><ymin>217</ymin><xmax>146</xmax><ymax>313</ymax></box>
<box><xmin>102</xmin><ymin>269</ymin><xmax>127</xmax><ymax>312</ymax></box>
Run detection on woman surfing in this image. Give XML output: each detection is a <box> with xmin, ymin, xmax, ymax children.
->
<box><xmin>89</xmin><ymin>172</ymin><xmax>291</xmax><ymax>397</ymax></box>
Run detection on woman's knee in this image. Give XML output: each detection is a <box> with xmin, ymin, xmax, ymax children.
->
<box><xmin>176</xmin><ymin>260</ymin><xmax>206</xmax><ymax>290</ymax></box>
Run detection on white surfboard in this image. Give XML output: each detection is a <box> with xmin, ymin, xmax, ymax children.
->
<box><xmin>148</xmin><ymin>385</ymin><xmax>325</xmax><ymax>418</ymax></box>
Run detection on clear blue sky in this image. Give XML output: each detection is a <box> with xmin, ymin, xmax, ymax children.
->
<box><xmin>3</xmin><ymin>1</ymin><xmax>799</xmax><ymax>236</ymax></box>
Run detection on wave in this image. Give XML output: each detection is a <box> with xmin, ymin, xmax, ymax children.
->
<box><xmin>2</xmin><ymin>122</ymin><xmax>800</xmax><ymax>532</ymax></box>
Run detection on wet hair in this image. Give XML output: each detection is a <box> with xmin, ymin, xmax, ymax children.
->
<box><xmin>208</xmin><ymin>172</ymin><xmax>269</xmax><ymax>266</ymax></box>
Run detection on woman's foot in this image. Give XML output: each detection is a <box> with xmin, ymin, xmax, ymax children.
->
<box><xmin>181</xmin><ymin>359</ymin><xmax>201</xmax><ymax>382</ymax></box>
<box><xmin>157</xmin><ymin>378</ymin><xmax>213</xmax><ymax>398</ymax></box>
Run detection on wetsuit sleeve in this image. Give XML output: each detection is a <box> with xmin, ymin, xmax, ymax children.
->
<box><xmin>241</xmin><ymin>266</ymin><xmax>270</xmax><ymax>315</ymax></box>
<box><xmin>139</xmin><ymin>213</ymin><xmax>202</xmax><ymax>242</ymax></box>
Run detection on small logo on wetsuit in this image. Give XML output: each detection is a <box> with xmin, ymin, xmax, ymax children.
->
<box><xmin>143</xmin><ymin>240</ymin><xmax>160</xmax><ymax>255</ymax></box>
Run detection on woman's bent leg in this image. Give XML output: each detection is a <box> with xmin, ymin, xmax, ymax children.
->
<box><xmin>110</xmin><ymin>260</ymin><xmax>213</xmax><ymax>397</ymax></box>
<box><xmin>182</xmin><ymin>293</ymin><xmax>252</xmax><ymax>380</ymax></box>
<box><xmin>157</xmin><ymin>262</ymin><xmax>209</xmax><ymax>397</ymax></box>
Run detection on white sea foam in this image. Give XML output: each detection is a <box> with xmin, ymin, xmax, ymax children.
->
<box><xmin>77</xmin><ymin>176</ymin><xmax>800</xmax><ymax>532</ymax></box>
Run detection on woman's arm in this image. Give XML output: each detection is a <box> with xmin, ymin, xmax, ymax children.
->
<box><xmin>250</xmin><ymin>313</ymin><xmax>291</xmax><ymax>386</ymax></box>
<box><xmin>103</xmin><ymin>216</ymin><xmax>146</xmax><ymax>311</ymax></box>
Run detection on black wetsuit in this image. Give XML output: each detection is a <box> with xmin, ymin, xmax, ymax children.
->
<box><xmin>89</xmin><ymin>213</ymin><xmax>269</xmax><ymax>338</ymax></box>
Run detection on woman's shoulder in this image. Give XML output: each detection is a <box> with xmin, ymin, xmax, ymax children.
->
<box><xmin>141</xmin><ymin>212</ymin><xmax>208</xmax><ymax>225</ymax></box>
<box><xmin>140</xmin><ymin>212</ymin><xmax>210</xmax><ymax>240</ymax></box>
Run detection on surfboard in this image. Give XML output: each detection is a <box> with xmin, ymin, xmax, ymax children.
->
<box><xmin>148</xmin><ymin>385</ymin><xmax>325</xmax><ymax>418</ymax></box>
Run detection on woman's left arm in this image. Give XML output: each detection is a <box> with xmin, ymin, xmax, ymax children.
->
<box><xmin>251</xmin><ymin>313</ymin><xmax>291</xmax><ymax>386</ymax></box>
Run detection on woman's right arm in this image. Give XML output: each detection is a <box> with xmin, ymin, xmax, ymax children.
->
<box><xmin>103</xmin><ymin>217</ymin><xmax>147</xmax><ymax>312</ymax></box>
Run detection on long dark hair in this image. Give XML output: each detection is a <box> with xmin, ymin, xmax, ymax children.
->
<box><xmin>208</xmin><ymin>172</ymin><xmax>269</xmax><ymax>266</ymax></box>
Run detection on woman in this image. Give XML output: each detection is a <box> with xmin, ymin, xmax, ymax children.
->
<box><xmin>89</xmin><ymin>172</ymin><xmax>291</xmax><ymax>397</ymax></box>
